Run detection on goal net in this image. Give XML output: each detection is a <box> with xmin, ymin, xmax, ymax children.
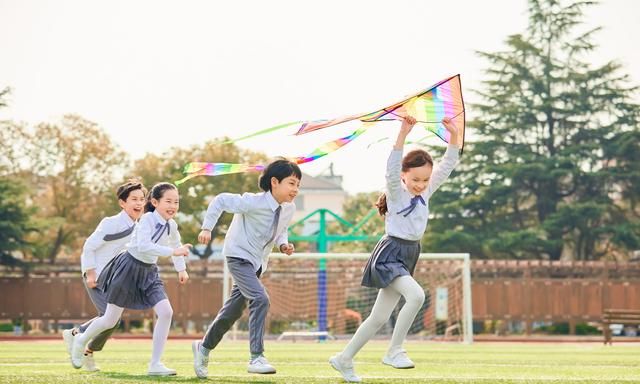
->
<box><xmin>223</xmin><ymin>253</ymin><xmax>472</xmax><ymax>343</ymax></box>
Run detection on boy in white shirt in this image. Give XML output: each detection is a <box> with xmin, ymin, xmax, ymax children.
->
<box><xmin>62</xmin><ymin>180</ymin><xmax>146</xmax><ymax>371</ymax></box>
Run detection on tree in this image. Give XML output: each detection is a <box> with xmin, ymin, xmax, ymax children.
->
<box><xmin>426</xmin><ymin>0</ymin><xmax>640</xmax><ymax>260</ymax></box>
<box><xmin>26</xmin><ymin>115</ymin><xmax>127</xmax><ymax>263</ymax></box>
<box><xmin>0</xmin><ymin>86</ymin><xmax>9</xmax><ymax>109</ymax></box>
<box><xmin>0</xmin><ymin>179</ymin><xmax>35</xmax><ymax>268</ymax></box>
<box><xmin>0</xmin><ymin>88</ymin><xmax>36</xmax><ymax>268</ymax></box>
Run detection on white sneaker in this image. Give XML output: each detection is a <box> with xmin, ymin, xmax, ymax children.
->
<box><xmin>62</xmin><ymin>329</ymin><xmax>75</xmax><ymax>355</ymax></box>
<box><xmin>70</xmin><ymin>334</ymin><xmax>85</xmax><ymax>369</ymax></box>
<box><xmin>192</xmin><ymin>340</ymin><xmax>209</xmax><ymax>379</ymax></box>
<box><xmin>83</xmin><ymin>353</ymin><xmax>100</xmax><ymax>372</ymax></box>
<box><xmin>329</xmin><ymin>354</ymin><xmax>361</xmax><ymax>383</ymax></box>
<box><xmin>247</xmin><ymin>356</ymin><xmax>276</xmax><ymax>374</ymax></box>
<box><xmin>382</xmin><ymin>350</ymin><xmax>415</xmax><ymax>369</ymax></box>
<box><xmin>147</xmin><ymin>362</ymin><xmax>177</xmax><ymax>376</ymax></box>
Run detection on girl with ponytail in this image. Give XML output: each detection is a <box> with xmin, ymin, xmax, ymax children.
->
<box><xmin>330</xmin><ymin>116</ymin><xmax>461</xmax><ymax>382</ymax></box>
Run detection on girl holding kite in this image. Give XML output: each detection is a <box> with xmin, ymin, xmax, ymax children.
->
<box><xmin>330</xmin><ymin>115</ymin><xmax>461</xmax><ymax>382</ymax></box>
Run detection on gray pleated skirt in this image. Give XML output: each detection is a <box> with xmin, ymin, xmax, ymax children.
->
<box><xmin>361</xmin><ymin>235</ymin><xmax>421</xmax><ymax>288</ymax></box>
<box><xmin>97</xmin><ymin>251</ymin><xmax>168</xmax><ymax>310</ymax></box>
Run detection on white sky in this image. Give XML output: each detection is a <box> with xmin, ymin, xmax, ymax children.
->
<box><xmin>1</xmin><ymin>0</ymin><xmax>638</xmax><ymax>194</ymax></box>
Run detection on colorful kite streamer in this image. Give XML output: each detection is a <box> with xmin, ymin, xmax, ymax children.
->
<box><xmin>176</xmin><ymin>123</ymin><xmax>372</xmax><ymax>184</ymax></box>
<box><xmin>177</xmin><ymin>75</ymin><xmax>464</xmax><ymax>184</ymax></box>
<box><xmin>175</xmin><ymin>163</ymin><xmax>265</xmax><ymax>185</ymax></box>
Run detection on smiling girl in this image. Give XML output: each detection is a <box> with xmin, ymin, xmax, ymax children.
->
<box><xmin>330</xmin><ymin>116</ymin><xmax>461</xmax><ymax>382</ymax></box>
<box><xmin>191</xmin><ymin>159</ymin><xmax>301</xmax><ymax>378</ymax></box>
<box><xmin>71</xmin><ymin>182</ymin><xmax>191</xmax><ymax>376</ymax></box>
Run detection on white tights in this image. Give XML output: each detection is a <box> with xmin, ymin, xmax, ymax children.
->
<box><xmin>77</xmin><ymin>299</ymin><xmax>173</xmax><ymax>365</ymax></box>
<box><xmin>341</xmin><ymin>275</ymin><xmax>425</xmax><ymax>359</ymax></box>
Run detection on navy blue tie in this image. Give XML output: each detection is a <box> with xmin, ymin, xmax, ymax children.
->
<box><xmin>151</xmin><ymin>222</ymin><xmax>170</xmax><ymax>243</ymax></box>
<box><xmin>396</xmin><ymin>195</ymin><xmax>425</xmax><ymax>217</ymax></box>
<box><xmin>103</xmin><ymin>224</ymin><xmax>135</xmax><ymax>241</ymax></box>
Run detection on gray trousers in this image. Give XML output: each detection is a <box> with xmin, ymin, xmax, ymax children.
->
<box><xmin>202</xmin><ymin>257</ymin><xmax>269</xmax><ymax>355</ymax></box>
<box><xmin>78</xmin><ymin>276</ymin><xmax>120</xmax><ymax>351</ymax></box>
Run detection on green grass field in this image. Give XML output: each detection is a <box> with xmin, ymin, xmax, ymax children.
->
<box><xmin>0</xmin><ymin>339</ymin><xmax>638</xmax><ymax>383</ymax></box>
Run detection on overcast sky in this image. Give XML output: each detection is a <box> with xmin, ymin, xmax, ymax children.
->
<box><xmin>1</xmin><ymin>0</ymin><xmax>638</xmax><ymax>193</ymax></box>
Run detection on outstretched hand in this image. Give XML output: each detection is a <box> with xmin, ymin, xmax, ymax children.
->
<box><xmin>178</xmin><ymin>270</ymin><xmax>189</xmax><ymax>285</ymax></box>
<box><xmin>198</xmin><ymin>229</ymin><xmax>212</xmax><ymax>245</ymax></box>
<box><xmin>442</xmin><ymin>117</ymin><xmax>460</xmax><ymax>147</ymax></box>
<box><xmin>400</xmin><ymin>115</ymin><xmax>418</xmax><ymax>134</ymax></box>
<box><xmin>173</xmin><ymin>243</ymin><xmax>192</xmax><ymax>257</ymax></box>
<box><xmin>394</xmin><ymin>115</ymin><xmax>418</xmax><ymax>150</ymax></box>
<box><xmin>279</xmin><ymin>243</ymin><xmax>295</xmax><ymax>256</ymax></box>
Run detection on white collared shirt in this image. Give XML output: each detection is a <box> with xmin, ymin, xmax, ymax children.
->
<box><xmin>202</xmin><ymin>191</ymin><xmax>295</xmax><ymax>272</ymax></box>
<box><xmin>127</xmin><ymin>210</ymin><xmax>186</xmax><ymax>272</ymax></box>
<box><xmin>384</xmin><ymin>144</ymin><xmax>459</xmax><ymax>241</ymax></box>
<box><xmin>81</xmin><ymin>210</ymin><xmax>135</xmax><ymax>277</ymax></box>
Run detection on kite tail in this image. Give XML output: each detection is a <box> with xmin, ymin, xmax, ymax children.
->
<box><xmin>176</xmin><ymin>124</ymin><xmax>372</xmax><ymax>184</ymax></box>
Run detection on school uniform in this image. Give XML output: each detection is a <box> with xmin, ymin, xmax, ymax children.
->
<box><xmin>97</xmin><ymin>210</ymin><xmax>186</xmax><ymax>310</ymax></box>
<box><xmin>78</xmin><ymin>210</ymin><xmax>136</xmax><ymax>350</ymax></box>
<box><xmin>200</xmin><ymin>191</ymin><xmax>294</xmax><ymax>355</ymax></box>
<box><xmin>362</xmin><ymin>144</ymin><xmax>459</xmax><ymax>288</ymax></box>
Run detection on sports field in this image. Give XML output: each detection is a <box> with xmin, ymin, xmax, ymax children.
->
<box><xmin>0</xmin><ymin>339</ymin><xmax>638</xmax><ymax>383</ymax></box>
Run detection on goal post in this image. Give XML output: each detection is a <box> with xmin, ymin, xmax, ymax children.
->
<box><xmin>222</xmin><ymin>252</ymin><xmax>473</xmax><ymax>344</ymax></box>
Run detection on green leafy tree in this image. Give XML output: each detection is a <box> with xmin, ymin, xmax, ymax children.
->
<box><xmin>27</xmin><ymin>115</ymin><xmax>127</xmax><ymax>263</ymax></box>
<box><xmin>0</xmin><ymin>179</ymin><xmax>35</xmax><ymax>268</ymax></box>
<box><xmin>0</xmin><ymin>88</ymin><xmax>36</xmax><ymax>268</ymax></box>
<box><xmin>426</xmin><ymin>0</ymin><xmax>640</xmax><ymax>260</ymax></box>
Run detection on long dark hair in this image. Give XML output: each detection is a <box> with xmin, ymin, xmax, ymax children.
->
<box><xmin>258</xmin><ymin>158</ymin><xmax>302</xmax><ymax>192</ymax></box>
<box><xmin>145</xmin><ymin>182</ymin><xmax>177</xmax><ymax>213</ymax></box>
<box><xmin>376</xmin><ymin>149</ymin><xmax>433</xmax><ymax>216</ymax></box>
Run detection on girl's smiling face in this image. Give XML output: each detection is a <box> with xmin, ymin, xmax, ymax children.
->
<box><xmin>151</xmin><ymin>188</ymin><xmax>180</xmax><ymax>220</ymax></box>
<box><xmin>401</xmin><ymin>163</ymin><xmax>433</xmax><ymax>196</ymax></box>
<box><xmin>119</xmin><ymin>189</ymin><xmax>146</xmax><ymax>221</ymax></box>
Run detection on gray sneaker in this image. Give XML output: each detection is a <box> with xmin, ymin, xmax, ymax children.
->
<box><xmin>192</xmin><ymin>340</ymin><xmax>209</xmax><ymax>379</ymax></box>
<box><xmin>329</xmin><ymin>354</ymin><xmax>361</xmax><ymax>382</ymax></box>
<box><xmin>247</xmin><ymin>356</ymin><xmax>276</xmax><ymax>374</ymax></box>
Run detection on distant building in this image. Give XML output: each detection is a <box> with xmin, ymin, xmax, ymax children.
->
<box><xmin>294</xmin><ymin>170</ymin><xmax>346</xmax><ymax>221</ymax></box>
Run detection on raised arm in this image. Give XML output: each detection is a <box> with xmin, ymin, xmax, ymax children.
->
<box><xmin>198</xmin><ymin>192</ymin><xmax>253</xmax><ymax>244</ymax></box>
<box><xmin>424</xmin><ymin>117</ymin><xmax>460</xmax><ymax>198</ymax></box>
<box><xmin>387</xmin><ymin>116</ymin><xmax>417</xmax><ymax>201</ymax></box>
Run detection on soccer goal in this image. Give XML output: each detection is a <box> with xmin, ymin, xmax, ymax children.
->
<box><xmin>222</xmin><ymin>253</ymin><xmax>473</xmax><ymax>344</ymax></box>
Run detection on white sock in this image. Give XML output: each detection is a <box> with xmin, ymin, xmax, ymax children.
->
<box><xmin>150</xmin><ymin>299</ymin><xmax>173</xmax><ymax>365</ymax></box>
<box><xmin>341</xmin><ymin>286</ymin><xmax>401</xmax><ymax>360</ymax></box>
<box><xmin>388</xmin><ymin>276</ymin><xmax>425</xmax><ymax>355</ymax></box>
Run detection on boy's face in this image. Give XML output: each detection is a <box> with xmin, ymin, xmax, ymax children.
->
<box><xmin>119</xmin><ymin>189</ymin><xmax>146</xmax><ymax>221</ymax></box>
<box><xmin>152</xmin><ymin>188</ymin><xmax>180</xmax><ymax>221</ymax></box>
<box><xmin>401</xmin><ymin>163</ymin><xmax>433</xmax><ymax>196</ymax></box>
<box><xmin>271</xmin><ymin>175</ymin><xmax>300</xmax><ymax>204</ymax></box>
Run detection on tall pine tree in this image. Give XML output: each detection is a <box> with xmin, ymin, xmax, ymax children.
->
<box><xmin>426</xmin><ymin>0</ymin><xmax>640</xmax><ymax>260</ymax></box>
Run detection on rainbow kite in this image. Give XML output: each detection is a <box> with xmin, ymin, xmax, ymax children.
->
<box><xmin>295</xmin><ymin>74</ymin><xmax>465</xmax><ymax>146</ymax></box>
<box><xmin>176</xmin><ymin>75</ymin><xmax>464</xmax><ymax>184</ymax></box>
